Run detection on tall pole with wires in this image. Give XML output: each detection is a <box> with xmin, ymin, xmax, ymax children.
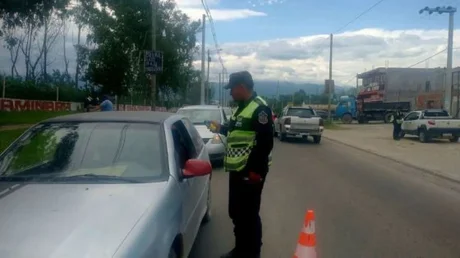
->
<box><xmin>420</xmin><ymin>6</ymin><xmax>457</xmax><ymax>115</ymax></box>
<box><xmin>327</xmin><ymin>34</ymin><xmax>333</xmax><ymax>122</ymax></box>
<box><xmin>200</xmin><ymin>14</ymin><xmax>206</xmax><ymax>105</ymax></box>
<box><xmin>150</xmin><ymin>0</ymin><xmax>158</xmax><ymax>110</ymax></box>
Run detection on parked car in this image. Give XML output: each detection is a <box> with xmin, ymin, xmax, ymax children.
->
<box><xmin>401</xmin><ymin>109</ymin><xmax>460</xmax><ymax>143</ymax></box>
<box><xmin>177</xmin><ymin>105</ymin><xmax>227</xmax><ymax>163</ymax></box>
<box><xmin>274</xmin><ymin>105</ymin><xmax>324</xmax><ymax>143</ymax></box>
<box><xmin>0</xmin><ymin>111</ymin><xmax>212</xmax><ymax>258</ymax></box>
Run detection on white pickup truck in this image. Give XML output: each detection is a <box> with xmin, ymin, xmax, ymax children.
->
<box><xmin>274</xmin><ymin>106</ymin><xmax>324</xmax><ymax>143</ymax></box>
<box><xmin>401</xmin><ymin>109</ymin><xmax>460</xmax><ymax>143</ymax></box>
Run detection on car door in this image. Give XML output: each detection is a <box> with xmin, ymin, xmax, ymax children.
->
<box><xmin>181</xmin><ymin>118</ymin><xmax>210</xmax><ymax>221</ymax></box>
<box><xmin>402</xmin><ymin>112</ymin><xmax>419</xmax><ymax>134</ymax></box>
<box><xmin>171</xmin><ymin>120</ymin><xmax>202</xmax><ymax>254</ymax></box>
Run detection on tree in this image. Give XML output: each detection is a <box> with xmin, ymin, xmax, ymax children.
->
<box><xmin>0</xmin><ymin>0</ymin><xmax>69</xmax><ymax>35</ymax></box>
<box><xmin>74</xmin><ymin>0</ymin><xmax>201</xmax><ymax>99</ymax></box>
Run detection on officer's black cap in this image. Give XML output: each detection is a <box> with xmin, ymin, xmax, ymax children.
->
<box><xmin>224</xmin><ymin>71</ymin><xmax>254</xmax><ymax>90</ymax></box>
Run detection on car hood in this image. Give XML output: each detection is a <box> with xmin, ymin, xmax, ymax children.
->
<box><xmin>195</xmin><ymin>125</ymin><xmax>216</xmax><ymax>139</ymax></box>
<box><xmin>0</xmin><ymin>181</ymin><xmax>168</xmax><ymax>258</ymax></box>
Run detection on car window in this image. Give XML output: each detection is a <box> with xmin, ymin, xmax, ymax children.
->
<box><xmin>177</xmin><ymin>109</ymin><xmax>222</xmax><ymax>125</ymax></box>
<box><xmin>171</xmin><ymin>121</ymin><xmax>196</xmax><ymax>169</ymax></box>
<box><xmin>181</xmin><ymin>118</ymin><xmax>204</xmax><ymax>154</ymax></box>
<box><xmin>405</xmin><ymin>112</ymin><xmax>419</xmax><ymax>121</ymax></box>
<box><xmin>424</xmin><ymin>110</ymin><xmax>449</xmax><ymax>117</ymax></box>
<box><xmin>286</xmin><ymin>108</ymin><xmax>315</xmax><ymax>118</ymax></box>
<box><xmin>0</xmin><ymin>122</ymin><xmax>166</xmax><ymax>182</ymax></box>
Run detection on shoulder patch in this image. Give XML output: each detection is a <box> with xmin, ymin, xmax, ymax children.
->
<box><xmin>258</xmin><ymin>110</ymin><xmax>268</xmax><ymax>124</ymax></box>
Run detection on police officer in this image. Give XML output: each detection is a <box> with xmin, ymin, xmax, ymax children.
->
<box><xmin>390</xmin><ymin>107</ymin><xmax>404</xmax><ymax>140</ymax></box>
<box><xmin>84</xmin><ymin>95</ymin><xmax>93</xmax><ymax>112</ymax></box>
<box><xmin>209</xmin><ymin>71</ymin><xmax>274</xmax><ymax>258</ymax></box>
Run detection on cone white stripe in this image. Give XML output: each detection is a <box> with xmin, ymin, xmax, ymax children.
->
<box><xmin>295</xmin><ymin>244</ymin><xmax>316</xmax><ymax>258</ymax></box>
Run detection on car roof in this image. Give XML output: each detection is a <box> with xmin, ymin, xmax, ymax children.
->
<box><xmin>43</xmin><ymin>111</ymin><xmax>177</xmax><ymax>124</ymax></box>
<box><xmin>179</xmin><ymin>105</ymin><xmax>222</xmax><ymax>110</ymax></box>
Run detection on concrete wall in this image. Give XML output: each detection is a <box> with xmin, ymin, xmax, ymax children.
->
<box><xmin>0</xmin><ymin>98</ymin><xmax>172</xmax><ymax>112</ymax></box>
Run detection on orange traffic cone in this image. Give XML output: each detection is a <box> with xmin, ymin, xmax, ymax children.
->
<box><xmin>293</xmin><ymin>210</ymin><xmax>317</xmax><ymax>258</ymax></box>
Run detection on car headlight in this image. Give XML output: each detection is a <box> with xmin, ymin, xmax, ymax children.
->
<box><xmin>210</xmin><ymin>134</ymin><xmax>222</xmax><ymax>144</ymax></box>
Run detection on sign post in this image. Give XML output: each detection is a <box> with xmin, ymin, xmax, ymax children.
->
<box><xmin>145</xmin><ymin>50</ymin><xmax>164</xmax><ymax>74</ymax></box>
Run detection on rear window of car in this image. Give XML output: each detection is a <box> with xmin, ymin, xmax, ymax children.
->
<box><xmin>424</xmin><ymin>110</ymin><xmax>449</xmax><ymax>117</ymax></box>
<box><xmin>0</xmin><ymin>122</ymin><xmax>167</xmax><ymax>183</ymax></box>
<box><xmin>286</xmin><ymin>108</ymin><xmax>315</xmax><ymax>118</ymax></box>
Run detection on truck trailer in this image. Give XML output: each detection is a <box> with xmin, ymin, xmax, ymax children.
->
<box><xmin>336</xmin><ymin>67</ymin><xmax>445</xmax><ymax>123</ymax></box>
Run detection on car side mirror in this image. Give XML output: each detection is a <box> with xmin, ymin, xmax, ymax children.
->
<box><xmin>182</xmin><ymin>159</ymin><xmax>212</xmax><ymax>178</ymax></box>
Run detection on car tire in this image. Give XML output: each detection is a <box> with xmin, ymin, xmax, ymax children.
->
<box><xmin>449</xmin><ymin>136</ymin><xmax>459</xmax><ymax>142</ymax></box>
<box><xmin>418</xmin><ymin>129</ymin><xmax>429</xmax><ymax>143</ymax></box>
<box><xmin>313</xmin><ymin>135</ymin><xmax>321</xmax><ymax>144</ymax></box>
<box><xmin>202</xmin><ymin>184</ymin><xmax>212</xmax><ymax>224</ymax></box>
<box><xmin>278</xmin><ymin>132</ymin><xmax>286</xmax><ymax>141</ymax></box>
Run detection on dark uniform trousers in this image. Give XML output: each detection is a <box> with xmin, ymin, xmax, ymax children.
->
<box><xmin>228</xmin><ymin>170</ymin><xmax>265</xmax><ymax>256</ymax></box>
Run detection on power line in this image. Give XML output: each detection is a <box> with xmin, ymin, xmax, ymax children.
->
<box><xmin>407</xmin><ymin>48</ymin><xmax>447</xmax><ymax>68</ymax></box>
<box><xmin>306</xmin><ymin>0</ymin><xmax>387</xmax><ymax>61</ymax></box>
<box><xmin>406</xmin><ymin>47</ymin><xmax>460</xmax><ymax>68</ymax></box>
<box><xmin>335</xmin><ymin>0</ymin><xmax>386</xmax><ymax>33</ymax></box>
<box><xmin>201</xmin><ymin>0</ymin><xmax>226</xmax><ymax>72</ymax></box>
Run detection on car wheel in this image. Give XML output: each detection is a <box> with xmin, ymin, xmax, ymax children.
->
<box><xmin>168</xmin><ymin>248</ymin><xmax>178</xmax><ymax>258</ymax></box>
<box><xmin>449</xmin><ymin>136</ymin><xmax>459</xmax><ymax>142</ymax></box>
<box><xmin>202</xmin><ymin>184</ymin><xmax>212</xmax><ymax>224</ymax></box>
<box><xmin>418</xmin><ymin>130</ymin><xmax>429</xmax><ymax>143</ymax></box>
<box><xmin>313</xmin><ymin>135</ymin><xmax>321</xmax><ymax>144</ymax></box>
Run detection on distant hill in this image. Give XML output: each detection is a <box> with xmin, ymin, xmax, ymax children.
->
<box><xmin>210</xmin><ymin>80</ymin><xmax>350</xmax><ymax>100</ymax></box>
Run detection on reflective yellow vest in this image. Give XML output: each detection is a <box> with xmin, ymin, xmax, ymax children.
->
<box><xmin>224</xmin><ymin>96</ymin><xmax>273</xmax><ymax>172</ymax></box>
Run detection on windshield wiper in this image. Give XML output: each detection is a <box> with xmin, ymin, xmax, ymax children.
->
<box><xmin>52</xmin><ymin>174</ymin><xmax>141</xmax><ymax>183</ymax></box>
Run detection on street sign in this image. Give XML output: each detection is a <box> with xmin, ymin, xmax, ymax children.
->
<box><xmin>145</xmin><ymin>50</ymin><xmax>163</xmax><ymax>74</ymax></box>
<box><xmin>324</xmin><ymin>79</ymin><xmax>335</xmax><ymax>94</ymax></box>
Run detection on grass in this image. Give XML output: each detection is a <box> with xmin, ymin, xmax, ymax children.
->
<box><xmin>324</xmin><ymin>121</ymin><xmax>346</xmax><ymax>130</ymax></box>
<box><xmin>0</xmin><ymin>128</ymin><xmax>27</xmax><ymax>153</ymax></box>
<box><xmin>0</xmin><ymin>111</ymin><xmax>77</xmax><ymax>126</ymax></box>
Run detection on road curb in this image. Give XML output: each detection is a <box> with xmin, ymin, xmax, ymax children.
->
<box><xmin>323</xmin><ymin>136</ymin><xmax>460</xmax><ymax>185</ymax></box>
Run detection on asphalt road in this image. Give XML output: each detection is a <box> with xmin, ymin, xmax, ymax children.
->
<box><xmin>189</xmin><ymin>137</ymin><xmax>460</xmax><ymax>258</ymax></box>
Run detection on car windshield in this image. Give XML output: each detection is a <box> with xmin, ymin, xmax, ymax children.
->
<box><xmin>286</xmin><ymin>108</ymin><xmax>315</xmax><ymax>118</ymax></box>
<box><xmin>177</xmin><ymin>109</ymin><xmax>222</xmax><ymax>125</ymax></box>
<box><xmin>0</xmin><ymin>122</ymin><xmax>166</xmax><ymax>183</ymax></box>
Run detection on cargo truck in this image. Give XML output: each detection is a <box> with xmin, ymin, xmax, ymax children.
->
<box><xmin>335</xmin><ymin>67</ymin><xmax>445</xmax><ymax>124</ymax></box>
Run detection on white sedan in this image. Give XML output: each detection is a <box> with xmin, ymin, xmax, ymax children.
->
<box><xmin>177</xmin><ymin>105</ymin><xmax>228</xmax><ymax>163</ymax></box>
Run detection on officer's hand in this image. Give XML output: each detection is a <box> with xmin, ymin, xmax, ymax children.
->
<box><xmin>208</xmin><ymin>120</ymin><xmax>221</xmax><ymax>133</ymax></box>
<box><xmin>247</xmin><ymin>171</ymin><xmax>263</xmax><ymax>183</ymax></box>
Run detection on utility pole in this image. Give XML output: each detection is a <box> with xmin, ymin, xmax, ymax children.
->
<box><xmin>200</xmin><ymin>14</ymin><xmax>206</xmax><ymax>105</ymax></box>
<box><xmin>420</xmin><ymin>6</ymin><xmax>457</xmax><ymax>115</ymax></box>
<box><xmin>150</xmin><ymin>0</ymin><xmax>157</xmax><ymax>110</ymax></box>
<box><xmin>206</xmin><ymin>49</ymin><xmax>211</xmax><ymax>104</ymax></box>
<box><xmin>327</xmin><ymin>33</ymin><xmax>333</xmax><ymax>122</ymax></box>
<box><xmin>219</xmin><ymin>73</ymin><xmax>222</xmax><ymax>105</ymax></box>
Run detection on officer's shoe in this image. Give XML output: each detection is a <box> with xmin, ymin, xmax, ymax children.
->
<box><xmin>220</xmin><ymin>248</ymin><xmax>237</xmax><ymax>258</ymax></box>
<box><xmin>220</xmin><ymin>248</ymin><xmax>260</xmax><ymax>258</ymax></box>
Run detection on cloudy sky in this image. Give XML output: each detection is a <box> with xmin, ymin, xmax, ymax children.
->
<box><xmin>2</xmin><ymin>0</ymin><xmax>460</xmax><ymax>86</ymax></box>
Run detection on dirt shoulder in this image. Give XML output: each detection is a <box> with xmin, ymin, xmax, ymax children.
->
<box><xmin>0</xmin><ymin>124</ymin><xmax>33</xmax><ymax>131</ymax></box>
<box><xmin>323</xmin><ymin>124</ymin><xmax>460</xmax><ymax>183</ymax></box>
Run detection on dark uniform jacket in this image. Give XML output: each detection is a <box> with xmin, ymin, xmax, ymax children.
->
<box><xmin>220</xmin><ymin>93</ymin><xmax>274</xmax><ymax>176</ymax></box>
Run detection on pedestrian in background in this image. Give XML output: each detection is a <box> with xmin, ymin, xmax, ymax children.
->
<box><xmin>84</xmin><ymin>95</ymin><xmax>93</xmax><ymax>112</ymax></box>
<box><xmin>390</xmin><ymin>107</ymin><xmax>404</xmax><ymax>140</ymax></box>
<box><xmin>91</xmin><ymin>95</ymin><xmax>114</xmax><ymax>112</ymax></box>
<box><xmin>209</xmin><ymin>71</ymin><xmax>274</xmax><ymax>258</ymax></box>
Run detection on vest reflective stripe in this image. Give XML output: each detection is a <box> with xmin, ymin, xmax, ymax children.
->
<box><xmin>225</xmin><ymin>96</ymin><xmax>272</xmax><ymax>171</ymax></box>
